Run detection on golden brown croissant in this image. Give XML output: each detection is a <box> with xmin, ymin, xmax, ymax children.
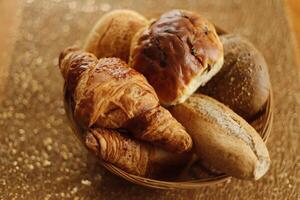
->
<box><xmin>85</xmin><ymin>128</ymin><xmax>190</xmax><ymax>177</ymax></box>
<box><xmin>59</xmin><ymin>47</ymin><xmax>192</xmax><ymax>153</ymax></box>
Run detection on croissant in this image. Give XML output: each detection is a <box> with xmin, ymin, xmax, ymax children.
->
<box><xmin>85</xmin><ymin>128</ymin><xmax>190</xmax><ymax>177</ymax></box>
<box><xmin>59</xmin><ymin>47</ymin><xmax>192</xmax><ymax>153</ymax></box>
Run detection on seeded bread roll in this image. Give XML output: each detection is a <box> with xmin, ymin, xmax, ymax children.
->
<box><xmin>199</xmin><ymin>34</ymin><xmax>270</xmax><ymax>121</ymax></box>
<box><xmin>169</xmin><ymin>94</ymin><xmax>270</xmax><ymax>180</ymax></box>
<box><xmin>84</xmin><ymin>9</ymin><xmax>148</xmax><ymax>62</ymax></box>
<box><xmin>130</xmin><ymin>10</ymin><xmax>223</xmax><ymax>106</ymax></box>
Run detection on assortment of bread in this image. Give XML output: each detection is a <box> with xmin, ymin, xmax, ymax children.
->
<box><xmin>59</xmin><ymin>9</ymin><xmax>272</xmax><ymax>183</ymax></box>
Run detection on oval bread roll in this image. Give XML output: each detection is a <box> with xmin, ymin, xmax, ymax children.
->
<box><xmin>129</xmin><ymin>10</ymin><xmax>223</xmax><ymax>106</ymax></box>
<box><xmin>199</xmin><ymin>34</ymin><xmax>270</xmax><ymax>121</ymax></box>
<box><xmin>169</xmin><ymin>94</ymin><xmax>270</xmax><ymax>180</ymax></box>
<box><xmin>84</xmin><ymin>9</ymin><xmax>148</xmax><ymax>62</ymax></box>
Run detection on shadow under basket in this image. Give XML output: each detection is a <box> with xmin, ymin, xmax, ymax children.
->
<box><xmin>63</xmin><ymin>28</ymin><xmax>273</xmax><ymax>189</ymax></box>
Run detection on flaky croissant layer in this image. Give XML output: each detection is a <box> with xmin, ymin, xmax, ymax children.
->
<box><xmin>86</xmin><ymin>128</ymin><xmax>190</xmax><ymax>177</ymax></box>
<box><xmin>59</xmin><ymin>47</ymin><xmax>192</xmax><ymax>153</ymax></box>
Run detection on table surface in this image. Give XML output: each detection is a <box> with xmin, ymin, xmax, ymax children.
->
<box><xmin>0</xmin><ymin>0</ymin><xmax>299</xmax><ymax>199</ymax></box>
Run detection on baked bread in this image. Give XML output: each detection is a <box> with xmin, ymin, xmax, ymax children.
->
<box><xmin>59</xmin><ymin>47</ymin><xmax>192</xmax><ymax>153</ymax></box>
<box><xmin>129</xmin><ymin>10</ymin><xmax>223</xmax><ymax>106</ymax></box>
<box><xmin>198</xmin><ymin>34</ymin><xmax>270</xmax><ymax>121</ymax></box>
<box><xmin>85</xmin><ymin>128</ymin><xmax>190</xmax><ymax>177</ymax></box>
<box><xmin>84</xmin><ymin>9</ymin><xmax>148</xmax><ymax>62</ymax></box>
<box><xmin>169</xmin><ymin>94</ymin><xmax>270</xmax><ymax>180</ymax></box>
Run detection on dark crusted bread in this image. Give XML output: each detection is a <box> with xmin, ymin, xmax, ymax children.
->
<box><xmin>130</xmin><ymin>10</ymin><xmax>223</xmax><ymax>106</ymax></box>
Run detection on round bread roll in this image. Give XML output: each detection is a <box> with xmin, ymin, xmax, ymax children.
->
<box><xmin>169</xmin><ymin>94</ymin><xmax>270</xmax><ymax>180</ymax></box>
<box><xmin>198</xmin><ymin>34</ymin><xmax>270</xmax><ymax>121</ymax></box>
<box><xmin>84</xmin><ymin>9</ymin><xmax>148</xmax><ymax>62</ymax></box>
<box><xmin>129</xmin><ymin>10</ymin><xmax>224</xmax><ymax>106</ymax></box>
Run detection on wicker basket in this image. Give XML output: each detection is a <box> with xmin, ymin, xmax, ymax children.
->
<box><xmin>63</xmin><ymin>28</ymin><xmax>273</xmax><ymax>189</ymax></box>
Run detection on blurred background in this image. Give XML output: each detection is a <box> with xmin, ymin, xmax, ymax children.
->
<box><xmin>286</xmin><ymin>0</ymin><xmax>300</xmax><ymax>67</ymax></box>
<box><xmin>0</xmin><ymin>0</ymin><xmax>299</xmax><ymax>199</ymax></box>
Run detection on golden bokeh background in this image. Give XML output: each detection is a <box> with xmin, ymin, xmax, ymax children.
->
<box><xmin>0</xmin><ymin>0</ymin><xmax>299</xmax><ymax>199</ymax></box>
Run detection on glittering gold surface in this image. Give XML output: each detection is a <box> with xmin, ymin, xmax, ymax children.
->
<box><xmin>0</xmin><ymin>0</ymin><xmax>299</xmax><ymax>199</ymax></box>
